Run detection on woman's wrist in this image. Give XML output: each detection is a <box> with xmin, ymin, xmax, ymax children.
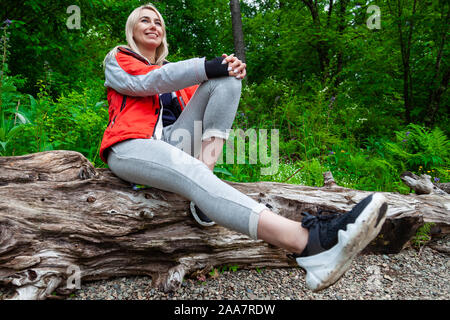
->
<box><xmin>204</xmin><ymin>57</ymin><xmax>229</xmax><ymax>79</ymax></box>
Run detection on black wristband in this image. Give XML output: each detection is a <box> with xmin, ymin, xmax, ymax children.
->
<box><xmin>204</xmin><ymin>56</ymin><xmax>229</xmax><ymax>79</ymax></box>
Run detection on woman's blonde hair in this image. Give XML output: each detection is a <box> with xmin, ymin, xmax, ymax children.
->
<box><xmin>103</xmin><ymin>3</ymin><xmax>169</xmax><ymax>68</ymax></box>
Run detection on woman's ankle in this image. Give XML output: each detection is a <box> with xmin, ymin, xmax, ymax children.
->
<box><xmin>257</xmin><ymin>209</ymin><xmax>309</xmax><ymax>254</ymax></box>
<box><xmin>199</xmin><ymin>136</ymin><xmax>224</xmax><ymax>171</ymax></box>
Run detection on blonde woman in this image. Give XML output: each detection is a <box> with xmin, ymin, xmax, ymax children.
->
<box><xmin>99</xmin><ymin>3</ymin><xmax>388</xmax><ymax>292</ymax></box>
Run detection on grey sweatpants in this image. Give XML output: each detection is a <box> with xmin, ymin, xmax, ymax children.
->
<box><xmin>107</xmin><ymin>77</ymin><xmax>267</xmax><ymax>239</ymax></box>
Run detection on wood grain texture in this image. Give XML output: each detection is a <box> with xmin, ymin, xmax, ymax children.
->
<box><xmin>0</xmin><ymin>150</ymin><xmax>448</xmax><ymax>299</ymax></box>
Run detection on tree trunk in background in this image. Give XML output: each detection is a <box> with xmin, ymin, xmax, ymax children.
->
<box><xmin>331</xmin><ymin>0</ymin><xmax>347</xmax><ymax>96</ymax></box>
<box><xmin>230</xmin><ymin>0</ymin><xmax>247</xmax><ymax>63</ymax></box>
<box><xmin>389</xmin><ymin>0</ymin><xmax>417</xmax><ymax>124</ymax></box>
<box><xmin>302</xmin><ymin>0</ymin><xmax>330</xmax><ymax>83</ymax></box>
<box><xmin>429</xmin><ymin>69</ymin><xmax>450</xmax><ymax>126</ymax></box>
<box><xmin>428</xmin><ymin>6</ymin><xmax>449</xmax><ymax>126</ymax></box>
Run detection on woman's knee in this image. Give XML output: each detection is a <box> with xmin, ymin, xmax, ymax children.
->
<box><xmin>211</xmin><ymin>76</ymin><xmax>242</xmax><ymax>96</ymax></box>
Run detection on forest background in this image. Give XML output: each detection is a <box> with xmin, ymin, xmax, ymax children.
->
<box><xmin>0</xmin><ymin>0</ymin><xmax>448</xmax><ymax>194</ymax></box>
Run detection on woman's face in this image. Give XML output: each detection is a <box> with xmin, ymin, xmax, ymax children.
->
<box><xmin>133</xmin><ymin>8</ymin><xmax>163</xmax><ymax>51</ymax></box>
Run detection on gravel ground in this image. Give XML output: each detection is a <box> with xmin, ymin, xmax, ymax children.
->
<box><xmin>1</xmin><ymin>236</ymin><xmax>449</xmax><ymax>300</ymax></box>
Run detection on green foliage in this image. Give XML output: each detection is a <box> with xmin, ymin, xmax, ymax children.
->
<box><xmin>3</xmin><ymin>77</ymin><xmax>108</xmax><ymax>167</ymax></box>
<box><xmin>411</xmin><ymin>223</ymin><xmax>436</xmax><ymax>249</ymax></box>
<box><xmin>219</xmin><ymin>265</ymin><xmax>239</xmax><ymax>273</ymax></box>
<box><xmin>0</xmin><ymin>21</ymin><xmax>30</xmax><ymax>156</ymax></box>
<box><xmin>43</xmin><ymin>85</ymin><xmax>108</xmax><ymax>166</ymax></box>
<box><xmin>0</xmin><ymin>75</ymin><xmax>30</xmax><ymax>156</ymax></box>
<box><xmin>385</xmin><ymin>124</ymin><xmax>450</xmax><ymax>171</ymax></box>
<box><xmin>265</xmin><ymin>159</ymin><xmax>327</xmax><ymax>187</ymax></box>
<box><xmin>238</xmin><ymin>76</ymin><xmax>342</xmax><ymax>162</ymax></box>
<box><xmin>1</xmin><ymin>1</ymin><xmax>449</xmax><ymax>193</ymax></box>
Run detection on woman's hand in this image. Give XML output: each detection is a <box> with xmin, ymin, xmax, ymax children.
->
<box><xmin>222</xmin><ymin>53</ymin><xmax>247</xmax><ymax>79</ymax></box>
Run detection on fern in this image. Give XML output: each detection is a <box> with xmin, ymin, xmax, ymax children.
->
<box><xmin>385</xmin><ymin>124</ymin><xmax>449</xmax><ymax>170</ymax></box>
<box><xmin>411</xmin><ymin>223</ymin><xmax>436</xmax><ymax>249</ymax></box>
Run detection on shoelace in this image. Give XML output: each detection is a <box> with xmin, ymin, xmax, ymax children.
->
<box><xmin>286</xmin><ymin>210</ymin><xmax>342</xmax><ymax>261</ymax></box>
<box><xmin>300</xmin><ymin>210</ymin><xmax>341</xmax><ymax>228</ymax></box>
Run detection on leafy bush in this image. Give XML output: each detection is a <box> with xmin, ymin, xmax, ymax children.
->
<box><xmin>0</xmin><ymin>75</ymin><xmax>30</xmax><ymax>156</ymax></box>
<box><xmin>384</xmin><ymin>123</ymin><xmax>449</xmax><ymax>171</ymax></box>
<box><xmin>43</xmin><ymin>84</ymin><xmax>108</xmax><ymax>166</ymax></box>
<box><xmin>5</xmin><ymin>79</ymin><xmax>108</xmax><ymax>167</ymax></box>
<box><xmin>411</xmin><ymin>223</ymin><xmax>436</xmax><ymax>249</ymax></box>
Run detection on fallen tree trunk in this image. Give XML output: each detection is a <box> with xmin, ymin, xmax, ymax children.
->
<box><xmin>0</xmin><ymin>150</ymin><xmax>449</xmax><ymax>300</ymax></box>
<box><xmin>400</xmin><ymin>171</ymin><xmax>449</xmax><ymax>196</ymax></box>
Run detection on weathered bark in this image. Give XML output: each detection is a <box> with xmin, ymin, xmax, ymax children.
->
<box><xmin>400</xmin><ymin>171</ymin><xmax>448</xmax><ymax>196</ymax></box>
<box><xmin>437</xmin><ymin>183</ymin><xmax>450</xmax><ymax>194</ymax></box>
<box><xmin>229</xmin><ymin>0</ymin><xmax>246</xmax><ymax>63</ymax></box>
<box><xmin>0</xmin><ymin>150</ymin><xmax>449</xmax><ymax>300</ymax></box>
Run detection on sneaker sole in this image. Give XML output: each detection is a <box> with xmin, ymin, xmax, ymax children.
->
<box><xmin>296</xmin><ymin>193</ymin><xmax>388</xmax><ymax>292</ymax></box>
<box><xmin>190</xmin><ymin>202</ymin><xmax>216</xmax><ymax>227</ymax></box>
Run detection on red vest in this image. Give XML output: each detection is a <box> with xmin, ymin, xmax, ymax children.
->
<box><xmin>99</xmin><ymin>47</ymin><xmax>198</xmax><ymax>164</ymax></box>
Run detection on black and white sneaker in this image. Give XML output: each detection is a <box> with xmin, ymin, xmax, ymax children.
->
<box><xmin>290</xmin><ymin>193</ymin><xmax>388</xmax><ymax>292</ymax></box>
<box><xmin>190</xmin><ymin>201</ymin><xmax>216</xmax><ymax>227</ymax></box>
